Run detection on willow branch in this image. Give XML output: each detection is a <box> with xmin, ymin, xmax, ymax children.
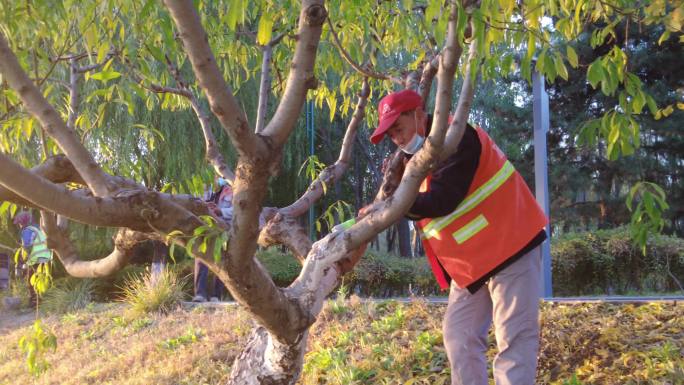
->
<box><xmin>0</xmin><ymin>33</ymin><xmax>114</xmax><ymax>197</ymax></box>
<box><xmin>127</xmin><ymin>61</ymin><xmax>236</xmax><ymax>183</ymax></box>
<box><xmin>326</xmin><ymin>17</ymin><xmax>402</xmax><ymax>85</ymax></box>
<box><xmin>156</xmin><ymin>58</ymin><xmax>236</xmax><ymax>182</ymax></box>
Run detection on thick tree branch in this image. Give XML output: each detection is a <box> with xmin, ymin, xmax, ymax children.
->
<box><xmin>42</xmin><ymin>213</ymin><xmax>155</xmax><ymax>278</ymax></box>
<box><xmin>260</xmin><ymin>0</ymin><xmax>328</xmax><ymax>147</ymax></box>
<box><xmin>255</xmin><ymin>32</ymin><xmax>288</xmax><ymax>134</ymax></box>
<box><xmin>168</xmin><ymin>1</ymin><xmax>318</xmax><ymax>342</ymax></box>
<box><xmin>255</xmin><ymin>44</ymin><xmax>273</xmax><ymax>134</ymax></box>
<box><xmin>0</xmin><ymin>33</ymin><xmax>114</xmax><ymax>197</ymax></box>
<box><xmin>419</xmin><ymin>54</ymin><xmax>440</xmax><ymax>106</ymax></box>
<box><xmin>0</xmin><ymin>155</ymin><xmax>84</xmax><ymax>205</ymax></box>
<box><xmin>443</xmin><ymin>42</ymin><xmax>478</xmax><ymax>157</ymax></box>
<box><xmin>188</xmin><ymin>96</ymin><xmax>236</xmax><ymax>183</ymax></box>
<box><xmin>163</xmin><ymin>0</ymin><xmax>266</xmax><ymax>158</ymax></box>
<box><xmin>258</xmin><ymin>209</ymin><xmax>311</xmax><ymax>263</ymax></box>
<box><xmin>0</xmin><ymin>152</ymin><xmax>208</xmax><ymax>235</ymax></box>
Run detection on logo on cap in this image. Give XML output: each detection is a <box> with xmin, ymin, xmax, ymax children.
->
<box><xmin>381</xmin><ymin>103</ymin><xmax>392</xmax><ymax>116</ymax></box>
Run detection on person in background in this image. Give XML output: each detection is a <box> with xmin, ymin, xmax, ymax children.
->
<box><xmin>193</xmin><ymin>177</ymin><xmax>231</xmax><ymax>302</ymax></box>
<box><xmin>13</xmin><ymin>210</ymin><xmax>53</xmax><ymax>306</ymax></box>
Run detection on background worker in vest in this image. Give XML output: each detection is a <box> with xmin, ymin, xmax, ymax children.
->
<box><xmin>13</xmin><ymin>210</ymin><xmax>53</xmax><ymax>307</ymax></box>
<box><xmin>366</xmin><ymin>90</ymin><xmax>548</xmax><ymax>385</ymax></box>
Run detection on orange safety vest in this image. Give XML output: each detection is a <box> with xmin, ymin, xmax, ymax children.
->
<box><xmin>416</xmin><ymin>126</ymin><xmax>547</xmax><ymax>290</ymax></box>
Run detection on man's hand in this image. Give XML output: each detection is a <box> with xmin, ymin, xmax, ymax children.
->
<box><xmin>206</xmin><ymin>202</ymin><xmax>222</xmax><ymax>218</ymax></box>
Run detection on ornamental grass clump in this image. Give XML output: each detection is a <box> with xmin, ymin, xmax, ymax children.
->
<box><xmin>41</xmin><ymin>278</ymin><xmax>96</xmax><ymax>315</ymax></box>
<box><xmin>118</xmin><ymin>267</ymin><xmax>187</xmax><ymax>316</ymax></box>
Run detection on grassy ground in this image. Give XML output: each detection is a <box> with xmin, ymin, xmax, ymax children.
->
<box><xmin>0</xmin><ymin>298</ymin><xmax>682</xmax><ymax>385</ymax></box>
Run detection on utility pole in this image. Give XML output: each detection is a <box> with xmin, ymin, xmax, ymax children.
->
<box><xmin>533</xmin><ymin>70</ymin><xmax>553</xmax><ymax>298</ymax></box>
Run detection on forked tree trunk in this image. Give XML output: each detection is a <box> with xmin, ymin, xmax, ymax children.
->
<box><xmin>228</xmin><ymin>327</ymin><xmax>307</xmax><ymax>385</ymax></box>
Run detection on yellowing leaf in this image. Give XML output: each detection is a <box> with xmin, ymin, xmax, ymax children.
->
<box><xmin>257</xmin><ymin>12</ymin><xmax>274</xmax><ymax>46</ymax></box>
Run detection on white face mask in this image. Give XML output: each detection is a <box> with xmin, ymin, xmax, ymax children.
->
<box><xmin>400</xmin><ymin>112</ymin><xmax>425</xmax><ymax>154</ymax></box>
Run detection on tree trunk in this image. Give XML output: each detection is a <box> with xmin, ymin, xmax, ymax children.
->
<box><xmin>228</xmin><ymin>327</ymin><xmax>306</xmax><ymax>385</ymax></box>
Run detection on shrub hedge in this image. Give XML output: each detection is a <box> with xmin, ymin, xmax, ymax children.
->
<box><xmin>551</xmin><ymin>227</ymin><xmax>684</xmax><ymax>296</ymax></box>
<box><xmin>251</xmin><ymin>227</ymin><xmax>684</xmax><ymax>297</ymax></box>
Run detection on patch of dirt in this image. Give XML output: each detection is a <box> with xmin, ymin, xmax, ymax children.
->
<box><xmin>0</xmin><ymin>308</ymin><xmax>35</xmax><ymax>335</ymax></box>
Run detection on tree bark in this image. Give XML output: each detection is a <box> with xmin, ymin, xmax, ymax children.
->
<box><xmin>42</xmin><ymin>213</ymin><xmax>156</xmax><ymax>278</ymax></box>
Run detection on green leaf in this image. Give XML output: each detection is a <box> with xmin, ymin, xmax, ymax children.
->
<box><xmin>193</xmin><ymin>226</ymin><xmax>208</xmax><ymax>237</ymax></box>
<box><xmin>607</xmin><ymin>123</ymin><xmax>620</xmax><ymax>145</ymax></box>
<box><xmin>554</xmin><ymin>52</ymin><xmax>568</xmax><ymax>81</ymax></box>
<box><xmin>566</xmin><ymin>46</ymin><xmax>578</xmax><ymax>68</ymax></box>
<box><xmin>148</xmin><ymin>45</ymin><xmax>165</xmax><ymax>63</ymax></box>
<box><xmin>658</xmin><ymin>30</ymin><xmax>670</xmax><ymax>45</ymax></box>
<box><xmin>586</xmin><ymin>60</ymin><xmax>603</xmax><ymax>89</ymax></box>
<box><xmin>226</xmin><ymin>0</ymin><xmax>245</xmax><ymax>31</ymax></box>
<box><xmin>257</xmin><ymin>12</ymin><xmax>274</xmax><ymax>46</ymax></box>
<box><xmin>425</xmin><ymin>0</ymin><xmax>440</xmax><ymax>23</ymax></box>
<box><xmin>645</xmin><ymin>94</ymin><xmax>658</xmax><ymax>115</ymax></box>
<box><xmin>168</xmin><ymin>243</ymin><xmax>177</xmax><ymax>263</ymax></box>
<box><xmin>402</xmin><ymin>0</ymin><xmax>413</xmax><ymax>12</ymax></box>
<box><xmin>186</xmin><ymin>237</ymin><xmax>197</xmax><ymax>257</ymax></box>
<box><xmin>213</xmin><ymin>238</ymin><xmax>222</xmax><ymax>263</ymax></box>
<box><xmin>632</xmin><ymin>90</ymin><xmax>645</xmax><ymax>114</ymax></box>
<box><xmin>90</xmin><ymin>69</ymin><xmax>121</xmax><ymax>83</ymax></box>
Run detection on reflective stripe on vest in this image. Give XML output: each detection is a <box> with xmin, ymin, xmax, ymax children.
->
<box><xmin>26</xmin><ymin>226</ymin><xmax>51</xmax><ymax>264</ymax></box>
<box><xmin>421</xmin><ymin>160</ymin><xmax>515</xmax><ymax>240</ymax></box>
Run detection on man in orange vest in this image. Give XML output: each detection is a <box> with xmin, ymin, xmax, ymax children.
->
<box><xmin>368</xmin><ymin>89</ymin><xmax>548</xmax><ymax>385</ymax></box>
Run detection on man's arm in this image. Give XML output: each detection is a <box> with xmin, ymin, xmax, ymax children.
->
<box><xmin>407</xmin><ymin>124</ymin><xmax>481</xmax><ymax>220</ymax></box>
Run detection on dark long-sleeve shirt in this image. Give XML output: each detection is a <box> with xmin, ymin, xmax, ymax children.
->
<box><xmin>406</xmin><ymin>117</ymin><xmax>546</xmax><ymax>293</ymax></box>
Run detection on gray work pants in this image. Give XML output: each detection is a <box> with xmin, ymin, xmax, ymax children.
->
<box><xmin>443</xmin><ymin>246</ymin><xmax>541</xmax><ymax>385</ymax></box>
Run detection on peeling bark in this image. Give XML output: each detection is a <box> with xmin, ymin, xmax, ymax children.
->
<box><xmin>228</xmin><ymin>327</ymin><xmax>307</xmax><ymax>385</ymax></box>
<box><xmin>258</xmin><ymin>211</ymin><xmax>311</xmax><ymax>263</ymax></box>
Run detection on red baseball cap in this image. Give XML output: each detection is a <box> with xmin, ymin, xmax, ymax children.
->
<box><xmin>370</xmin><ymin>89</ymin><xmax>423</xmax><ymax>144</ymax></box>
